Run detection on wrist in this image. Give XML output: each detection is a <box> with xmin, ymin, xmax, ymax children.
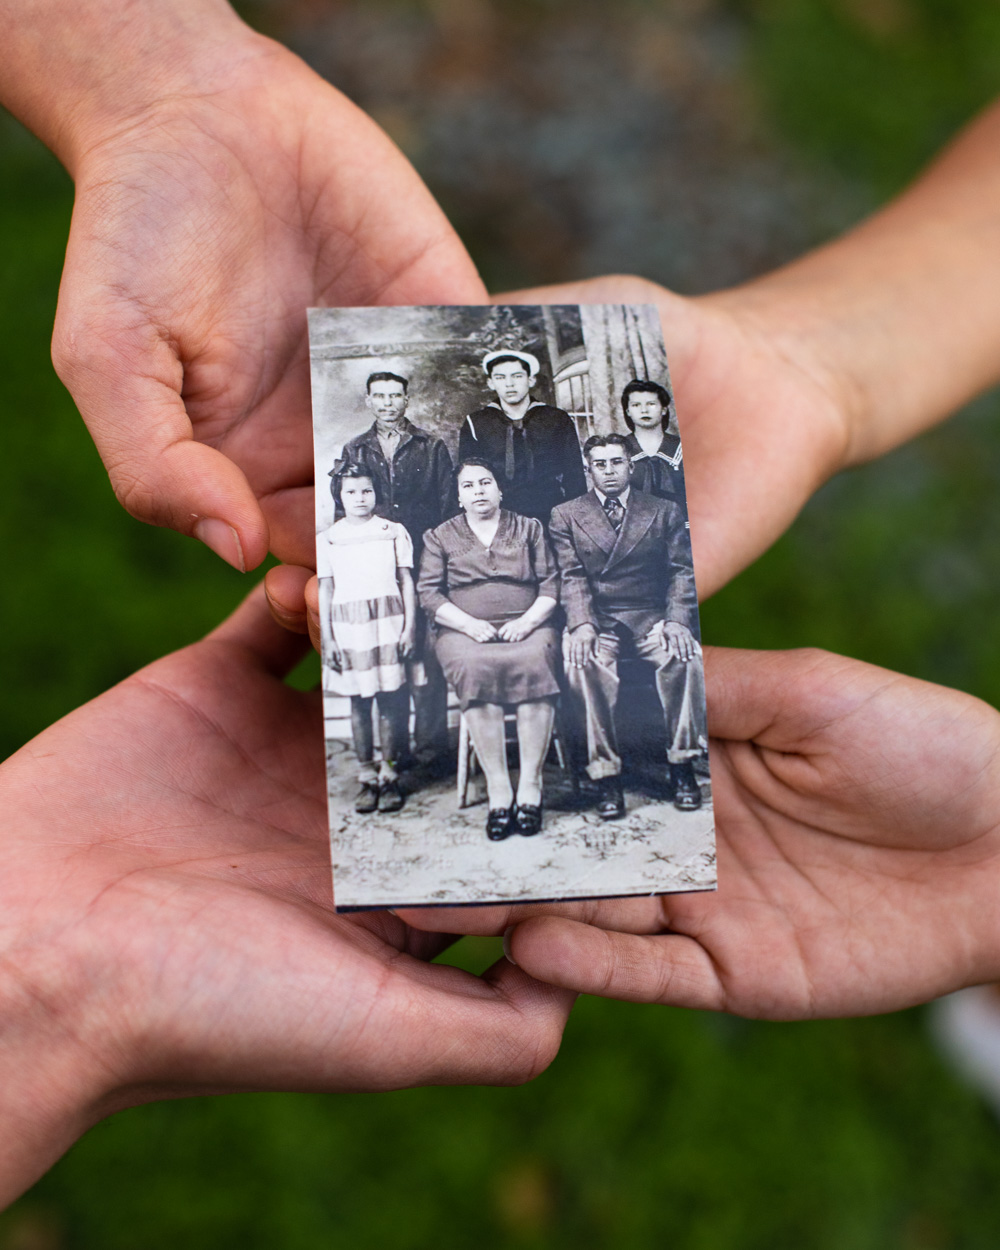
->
<box><xmin>0</xmin><ymin>960</ymin><xmax>118</xmax><ymax>1204</ymax></box>
<box><xmin>0</xmin><ymin>0</ymin><xmax>262</xmax><ymax>171</ymax></box>
<box><xmin>700</xmin><ymin>279</ymin><xmax>863</xmax><ymax>477</ymax></box>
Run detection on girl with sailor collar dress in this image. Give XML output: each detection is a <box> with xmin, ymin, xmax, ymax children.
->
<box><xmin>621</xmin><ymin>378</ymin><xmax>687</xmax><ymax>506</ymax></box>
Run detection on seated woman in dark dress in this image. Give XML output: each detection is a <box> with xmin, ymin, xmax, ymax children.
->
<box><xmin>417</xmin><ymin>457</ymin><xmax>560</xmax><ymax>841</ymax></box>
<box><xmin>621</xmin><ymin>378</ymin><xmax>686</xmax><ymax>504</ymax></box>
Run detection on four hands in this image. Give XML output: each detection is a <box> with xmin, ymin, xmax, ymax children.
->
<box><xmin>8</xmin><ymin>588</ymin><xmax>1000</xmax><ymax>1208</ymax></box>
<box><xmin>9</xmin><ymin>0</ymin><xmax>1000</xmax><ymax>1199</ymax></box>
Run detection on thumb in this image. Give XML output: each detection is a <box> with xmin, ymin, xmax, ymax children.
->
<box><xmin>206</xmin><ymin>583</ymin><xmax>312</xmax><ymax>678</ymax></box>
<box><xmin>705</xmin><ymin>645</ymin><xmax>867</xmax><ymax>750</ymax></box>
<box><xmin>52</xmin><ymin>311</ymin><xmax>270</xmax><ymax>571</ymax></box>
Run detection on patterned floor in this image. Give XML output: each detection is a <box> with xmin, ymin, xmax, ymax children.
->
<box><xmin>326</xmin><ymin>739</ymin><xmax>715</xmax><ymax>910</ymax></box>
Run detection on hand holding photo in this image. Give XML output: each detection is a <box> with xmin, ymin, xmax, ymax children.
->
<box><xmin>309</xmin><ymin>304</ymin><xmax>715</xmax><ymax>910</ymax></box>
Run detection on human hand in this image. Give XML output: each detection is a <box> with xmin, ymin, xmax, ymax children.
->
<box><xmin>5</xmin><ymin>1</ymin><xmax>485</xmax><ymax>573</ymax></box>
<box><xmin>659</xmin><ymin>620</ymin><xmax>700</xmax><ymax>662</ymax></box>
<box><xmin>399</xmin><ymin>626</ymin><xmax>416</xmax><ymax>660</ymax></box>
<box><xmin>497</xmin><ymin>616</ymin><xmax>534</xmax><ymax>644</ymax></box>
<box><xmin>496</xmin><ymin>276</ymin><xmax>851</xmax><ymax>599</ymax></box>
<box><xmin>464</xmin><ymin>616</ymin><xmax>500</xmax><ymax>644</ymax></box>
<box><xmin>0</xmin><ymin>589</ymin><xmax>573</xmax><ymax>1206</ymax></box>
<box><xmin>399</xmin><ymin>646</ymin><xmax>1000</xmax><ymax>1020</ymax></box>
<box><xmin>262</xmin><ymin>260</ymin><xmax>850</xmax><ymax>622</ymax></box>
<box><xmin>566</xmin><ymin>624</ymin><xmax>598</xmax><ymax>669</ymax></box>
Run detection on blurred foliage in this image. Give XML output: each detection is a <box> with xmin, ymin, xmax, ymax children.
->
<box><xmin>4</xmin><ymin>0</ymin><xmax>1000</xmax><ymax>1245</ymax></box>
<box><xmin>736</xmin><ymin>0</ymin><xmax>1000</xmax><ymax>192</ymax></box>
<box><xmin>6</xmin><ymin>982</ymin><xmax>1000</xmax><ymax>1250</ymax></box>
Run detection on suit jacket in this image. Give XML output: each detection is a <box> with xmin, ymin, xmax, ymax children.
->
<box><xmin>459</xmin><ymin>402</ymin><xmax>587</xmax><ymax>523</ymax></box>
<box><xmin>333</xmin><ymin>419</ymin><xmax>454</xmax><ymax>559</ymax></box>
<box><xmin>548</xmin><ymin>488</ymin><xmax>697</xmax><ymax>640</ymax></box>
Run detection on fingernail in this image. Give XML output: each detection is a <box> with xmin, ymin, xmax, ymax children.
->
<box><xmin>194</xmin><ymin>518</ymin><xmax>245</xmax><ymax>572</ymax></box>
<box><xmin>502</xmin><ymin>925</ymin><xmax>517</xmax><ymax>966</ymax></box>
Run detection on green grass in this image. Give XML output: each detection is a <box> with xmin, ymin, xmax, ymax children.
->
<box><xmin>5</xmin><ymin>993</ymin><xmax>1000</xmax><ymax>1250</ymax></box>
<box><xmin>5</xmin><ymin>2</ymin><xmax>1000</xmax><ymax>1239</ymax></box>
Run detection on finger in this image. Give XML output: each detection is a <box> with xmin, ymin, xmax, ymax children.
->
<box><xmin>397</xmin><ymin>895</ymin><xmax>664</xmax><ymax>937</ymax></box>
<box><xmin>265</xmin><ymin>565</ymin><xmax>313</xmax><ymax>635</ymax></box>
<box><xmin>508</xmin><ymin>917</ymin><xmax>726</xmax><ymax>1011</ymax></box>
<box><xmin>386</xmin><ymin>958</ymin><xmax>577</xmax><ymax>1087</ymax></box>
<box><xmin>493</xmin><ymin>275</ymin><xmax>665</xmax><ymax>307</ymax></box>
<box><xmin>704</xmin><ymin>644</ymin><xmax>881</xmax><ymax>750</ymax></box>
<box><xmin>143</xmin><ymin>910</ymin><xmax>575</xmax><ymax>1094</ymax></box>
<box><xmin>398</xmin><ymin>904</ymin><xmax>518</xmax><ymax>935</ymax></box>
<box><xmin>52</xmin><ymin>312</ymin><xmax>271</xmax><ymax>571</ymax></box>
<box><xmin>266</xmin><ymin>946</ymin><xmax>577</xmax><ymax>1090</ymax></box>
<box><xmin>206</xmin><ymin>583</ymin><xmax>312</xmax><ymax>677</ymax></box>
<box><xmin>305</xmin><ymin>577</ymin><xmax>321</xmax><ymax>653</ymax></box>
<box><xmin>347</xmin><ymin>911</ymin><xmax>462</xmax><ymax>963</ymax></box>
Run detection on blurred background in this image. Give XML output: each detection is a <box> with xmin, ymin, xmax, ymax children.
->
<box><xmin>4</xmin><ymin>0</ymin><xmax>1000</xmax><ymax>1245</ymax></box>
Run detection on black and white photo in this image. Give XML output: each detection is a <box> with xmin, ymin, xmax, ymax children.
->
<box><xmin>309</xmin><ymin>304</ymin><xmax>715</xmax><ymax>910</ymax></box>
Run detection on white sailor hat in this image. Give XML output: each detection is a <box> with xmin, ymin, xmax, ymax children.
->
<box><xmin>482</xmin><ymin>349</ymin><xmax>540</xmax><ymax>379</ymax></box>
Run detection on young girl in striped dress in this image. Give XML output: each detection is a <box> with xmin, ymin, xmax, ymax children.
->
<box><xmin>320</xmin><ymin>464</ymin><xmax>415</xmax><ymax>813</ymax></box>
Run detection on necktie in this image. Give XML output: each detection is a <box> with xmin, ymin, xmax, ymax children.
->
<box><xmin>504</xmin><ymin>419</ymin><xmax>526</xmax><ymax>482</ymax></box>
<box><xmin>603</xmin><ymin>496</ymin><xmax>624</xmax><ymax>532</ymax></box>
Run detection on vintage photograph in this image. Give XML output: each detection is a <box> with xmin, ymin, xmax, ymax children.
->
<box><xmin>309</xmin><ymin>304</ymin><xmax>715</xmax><ymax>910</ymax></box>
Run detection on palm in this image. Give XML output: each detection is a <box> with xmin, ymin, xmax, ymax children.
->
<box><xmin>0</xmin><ymin>590</ymin><xmax>570</xmax><ymax>1121</ymax></box>
<box><xmin>645</xmin><ymin>649</ymin><xmax>1000</xmax><ymax>1017</ymax></box>
<box><xmin>500</xmin><ymin>276</ymin><xmax>850</xmax><ymax>597</ymax></box>
<box><xmin>402</xmin><ymin>648</ymin><xmax>1000</xmax><ymax>1020</ymax></box>
<box><xmin>54</xmin><ymin>38</ymin><xmax>486</xmax><ymax>568</ymax></box>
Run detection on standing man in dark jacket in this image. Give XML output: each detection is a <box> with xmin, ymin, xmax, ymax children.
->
<box><xmin>332</xmin><ymin>371</ymin><xmax>453</xmax><ymax>766</ymax></box>
<box><xmin>549</xmin><ymin>433</ymin><xmax>706</xmax><ymax>819</ymax></box>
<box><xmin>459</xmin><ymin>351</ymin><xmax>587</xmax><ymax>524</ymax></box>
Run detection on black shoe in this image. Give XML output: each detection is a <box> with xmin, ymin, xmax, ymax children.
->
<box><xmin>378</xmin><ymin>777</ymin><xmax>405</xmax><ymax>813</ymax></box>
<box><xmin>486</xmin><ymin>806</ymin><xmax>516</xmax><ymax>841</ymax></box>
<box><xmin>595</xmin><ymin>777</ymin><xmax>625</xmax><ymax>821</ymax></box>
<box><xmin>514</xmin><ymin>803</ymin><xmax>543</xmax><ymax>837</ymax></box>
<box><xmin>354</xmin><ymin>780</ymin><xmax>380</xmax><ymax>813</ymax></box>
<box><xmin>670</xmin><ymin>762</ymin><xmax>702</xmax><ymax>812</ymax></box>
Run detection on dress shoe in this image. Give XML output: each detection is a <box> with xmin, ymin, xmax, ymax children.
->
<box><xmin>514</xmin><ymin>803</ymin><xmax>543</xmax><ymax>837</ymax></box>
<box><xmin>378</xmin><ymin>777</ymin><xmax>405</xmax><ymax>813</ymax></box>
<box><xmin>354</xmin><ymin>780</ymin><xmax>380</xmax><ymax>813</ymax></box>
<box><xmin>670</xmin><ymin>762</ymin><xmax>702</xmax><ymax>812</ymax></box>
<box><xmin>486</xmin><ymin>806</ymin><xmax>516</xmax><ymax>841</ymax></box>
<box><xmin>595</xmin><ymin>777</ymin><xmax>625</xmax><ymax>821</ymax></box>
